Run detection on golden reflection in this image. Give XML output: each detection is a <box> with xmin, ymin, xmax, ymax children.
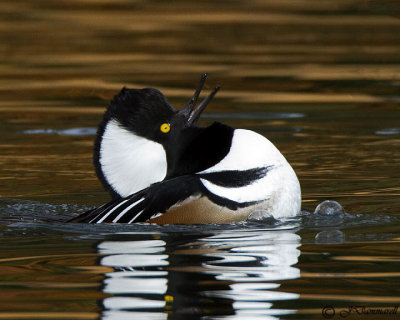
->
<box><xmin>12</xmin><ymin>10</ymin><xmax>399</xmax><ymax>28</ymax></box>
<box><xmin>227</xmin><ymin>64</ymin><xmax>400</xmax><ymax>80</ymax></box>
<box><xmin>0</xmin><ymin>281</ymin><xmax>98</xmax><ymax>288</ymax></box>
<box><xmin>333</xmin><ymin>256</ymin><xmax>400</xmax><ymax>262</ymax></box>
<box><xmin>0</xmin><ymin>254</ymin><xmax>99</xmax><ymax>263</ymax></box>
<box><xmin>0</xmin><ymin>89</ymin><xmax>384</xmax><ymax>107</ymax></box>
<box><xmin>0</xmin><ymin>313</ymin><xmax>98</xmax><ymax>319</ymax></box>
<box><xmin>0</xmin><ymin>106</ymin><xmax>105</xmax><ymax>114</ymax></box>
<box><xmin>302</xmin><ymin>271</ymin><xmax>400</xmax><ymax>278</ymax></box>
<box><xmin>301</xmin><ymin>293</ymin><xmax>400</xmax><ymax>303</ymax></box>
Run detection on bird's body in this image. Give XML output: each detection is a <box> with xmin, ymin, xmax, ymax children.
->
<box><xmin>70</xmin><ymin>74</ymin><xmax>301</xmax><ymax>224</ymax></box>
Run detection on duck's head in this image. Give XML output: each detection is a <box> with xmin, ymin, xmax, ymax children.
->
<box><xmin>94</xmin><ymin>74</ymin><xmax>233</xmax><ymax>198</ymax></box>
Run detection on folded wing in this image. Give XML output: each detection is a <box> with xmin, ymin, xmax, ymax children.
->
<box><xmin>70</xmin><ymin>167</ymin><xmax>271</xmax><ymax>224</ymax></box>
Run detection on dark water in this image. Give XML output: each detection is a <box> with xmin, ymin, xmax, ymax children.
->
<box><xmin>1</xmin><ymin>0</ymin><xmax>400</xmax><ymax>319</ymax></box>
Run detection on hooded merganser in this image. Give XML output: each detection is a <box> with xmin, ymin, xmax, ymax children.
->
<box><xmin>70</xmin><ymin>73</ymin><xmax>301</xmax><ymax>224</ymax></box>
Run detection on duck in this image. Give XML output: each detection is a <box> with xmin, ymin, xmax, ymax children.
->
<box><xmin>70</xmin><ymin>73</ymin><xmax>301</xmax><ymax>224</ymax></box>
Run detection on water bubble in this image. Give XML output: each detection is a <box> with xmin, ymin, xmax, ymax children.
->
<box><xmin>314</xmin><ymin>200</ymin><xmax>344</xmax><ymax>216</ymax></box>
<box><xmin>315</xmin><ymin>230</ymin><xmax>345</xmax><ymax>244</ymax></box>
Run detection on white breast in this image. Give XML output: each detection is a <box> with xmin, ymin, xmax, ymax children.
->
<box><xmin>200</xmin><ymin>129</ymin><xmax>301</xmax><ymax>218</ymax></box>
<box><xmin>100</xmin><ymin>119</ymin><xmax>167</xmax><ymax>197</ymax></box>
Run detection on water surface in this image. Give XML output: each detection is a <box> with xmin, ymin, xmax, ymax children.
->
<box><xmin>0</xmin><ymin>0</ymin><xmax>400</xmax><ymax>319</ymax></box>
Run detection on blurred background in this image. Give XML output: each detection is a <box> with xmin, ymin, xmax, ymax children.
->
<box><xmin>0</xmin><ymin>0</ymin><xmax>399</xmax><ymax>214</ymax></box>
<box><xmin>1</xmin><ymin>2</ymin><xmax>400</xmax><ymax>319</ymax></box>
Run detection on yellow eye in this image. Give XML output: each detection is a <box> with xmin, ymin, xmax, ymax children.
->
<box><xmin>160</xmin><ymin>123</ymin><xmax>170</xmax><ymax>133</ymax></box>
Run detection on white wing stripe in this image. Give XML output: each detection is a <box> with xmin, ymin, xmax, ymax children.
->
<box><xmin>95</xmin><ymin>199</ymin><xmax>129</xmax><ymax>223</ymax></box>
<box><xmin>112</xmin><ymin>198</ymin><xmax>145</xmax><ymax>223</ymax></box>
<box><xmin>127</xmin><ymin>210</ymin><xmax>144</xmax><ymax>224</ymax></box>
<box><xmin>200</xmin><ymin>175</ymin><xmax>271</xmax><ymax>204</ymax></box>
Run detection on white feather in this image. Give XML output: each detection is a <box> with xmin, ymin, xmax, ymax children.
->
<box><xmin>200</xmin><ymin>129</ymin><xmax>301</xmax><ymax>218</ymax></box>
<box><xmin>100</xmin><ymin>119</ymin><xmax>167</xmax><ymax>197</ymax></box>
<box><xmin>112</xmin><ymin>198</ymin><xmax>144</xmax><ymax>223</ymax></box>
<box><xmin>95</xmin><ymin>199</ymin><xmax>129</xmax><ymax>223</ymax></box>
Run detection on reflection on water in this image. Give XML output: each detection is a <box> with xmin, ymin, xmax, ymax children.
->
<box><xmin>1</xmin><ymin>222</ymin><xmax>400</xmax><ymax>319</ymax></box>
<box><xmin>23</xmin><ymin>127</ymin><xmax>97</xmax><ymax>136</ymax></box>
<box><xmin>93</xmin><ymin>229</ymin><xmax>301</xmax><ymax>319</ymax></box>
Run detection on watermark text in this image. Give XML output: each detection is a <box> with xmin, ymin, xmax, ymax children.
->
<box><xmin>322</xmin><ymin>306</ymin><xmax>399</xmax><ymax>318</ymax></box>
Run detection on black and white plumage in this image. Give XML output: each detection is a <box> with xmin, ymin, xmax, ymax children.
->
<box><xmin>70</xmin><ymin>74</ymin><xmax>301</xmax><ymax>224</ymax></box>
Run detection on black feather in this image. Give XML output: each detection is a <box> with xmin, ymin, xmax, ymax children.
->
<box><xmin>198</xmin><ymin>166</ymin><xmax>273</xmax><ymax>188</ymax></box>
<box><xmin>70</xmin><ymin>166</ymin><xmax>273</xmax><ymax>224</ymax></box>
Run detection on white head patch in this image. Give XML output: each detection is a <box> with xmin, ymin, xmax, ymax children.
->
<box><xmin>99</xmin><ymin>119</ymin><xmax>167</xmax><ymax>197</ymax></box>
